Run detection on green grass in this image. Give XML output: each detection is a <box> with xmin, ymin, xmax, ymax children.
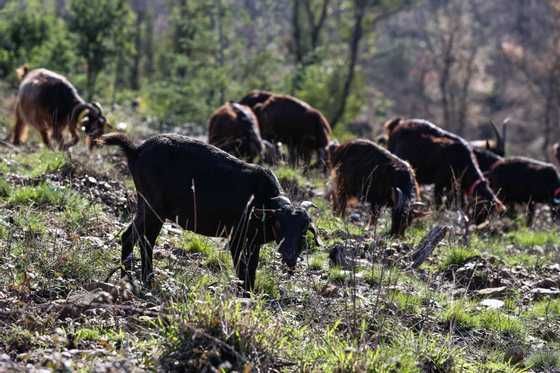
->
<box><xmin>390</xmin><ymin>290</ymin><xmax>422</xmax><ymax>314</ymax></box>
<box><xmin>328</xmin><ymin>266</ymin><xmax>348</xmax><ymax>284</ymax></box>
<box><xmin>10</xmin><ymin>149</ymin><xmax>68</xmax><ymax>177</ymax></box>
<box><xmin>442</xmin><ymin>301</ymin><xmax>525</xmax><ymax>337</ymax></box>
<box><xmin>255</xmin><ymin>269</ymin><xmax>280</xmax><ymax>298</ymax></box>
<box><xmin>526</xmin><ymin>349</ymin><xmax>560</xmax><ymax>371</ymax></box>
<box><xmin>440</xmin><ymin>246</ymin><xmax>479</xmax><ymax>269</ymax></box>
<box><xmin>9</xmin><ymin>182</ymin><xmax>67</xmax><ymax>207</ymax></box>
<box><xmin>507</xmin><ymin>228</ymin><xmax>560</xmax><ymax>247</ymax></box>
<box><xmin>180</xmin><ymin>231</ymin><xmax>216</xmax><ymax>257</ymax></box>
<box><xmin>204</xmin><ymin>249</ymin><xmax>232</xmax><ymax>272</ymax></box>
<box><xmin>528</xmin><ymin>299</ymin><xmax>560</xmax><ymax>318</ymax></box>
<box><xmin>308</xmin><ymin>253</ymin><xmax>326</xmax><ymax>270</ymax></box>
<box><xmin>13</xmin><ymin>210</ymin><xmax>47</xmax><ymax>238</ymax></box>
<box><xmin>274</xmin><ymin>165</ymin><xmax>306</xmax><ymax>188</ymax></box>
<box><xmin>74</xmin><ymin>327</ymin><xmax>126</xmax><ymax>346</ymax></box>
<box><xmin>0</xmin><ymin>176</ymin><xmax>10</xmax><ymax>198</ymax></box>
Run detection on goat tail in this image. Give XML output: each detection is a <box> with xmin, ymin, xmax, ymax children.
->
<box><xmin>99</xmin><ymin>132</ymin><xmax>138</xmax><ymax>162</ymax></box>
<box><xmin>16</xmin><ymin>64</ymin><xmax>29</xmax><ymax>81</ymax></box>
<box><xmin>383</xmin><ymin>117</ymin><xmax>402</xmax><ymax>136</ymax></box>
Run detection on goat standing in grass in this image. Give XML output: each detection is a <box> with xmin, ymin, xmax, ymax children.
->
<box><xmin>328</xmin><ymin>139</ymin><xmax>424</xmax><ymax>236</ymax></box>
<box><xmin>100</xmin><ymin>132</ymin><xmax>320</xmax><ymax>291</ymax></box>
<box><xmin>12</xmin><ymin>66</ymin><xmax>108</xmax><ymax>150</ymax></box>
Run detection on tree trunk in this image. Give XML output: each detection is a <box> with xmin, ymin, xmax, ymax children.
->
<box><xmin>329</xmin><ymin>0</ymin><xmax>366</xmax><ymax>129</ymax></box>
<box><xmin>86</xmin><ymin>63</ymin><xmax>96</xmax><ymax>101</ymax></box>
<box><xmin>130</xmin><ymin>9</ymin><xmax>144</xmax><ymax>90</ymax></box>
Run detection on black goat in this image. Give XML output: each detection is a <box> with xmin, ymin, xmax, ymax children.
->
<box><xmin>101</xmin><ymin>133</ymin><xmax>319</xmax><ymax>291</ymax></box>
<box><xmin>486</xmin><ymin>157</ymin><xmax>560</xmax><ymax>225</ymax></box>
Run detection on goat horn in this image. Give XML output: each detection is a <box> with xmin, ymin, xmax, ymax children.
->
<box><xmin>300</xmin><ymin>201</ymin><xmax>317</xmax><ymax>210</ymax></box>
<box><xmin>488</xmin><ymin>120</ymin><xmax>503</xmax><ymax>154</ymax></box>
<box><xmin>92</xmin><ymin>102</ymin><xmax>103</xmax><ymax>114</ymax></box>
<box><xmin>272</xmin><ymin>195</ymin><xmax>291</xmax><ymax>206</ymax></box>
<box><xmin>71</xmin><ymin>103</ymin><xmax>91</xmax><ymax>126</ymax></box>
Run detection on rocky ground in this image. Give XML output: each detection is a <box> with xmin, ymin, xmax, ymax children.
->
<box><xmin>0</xmin><ymin>137</ymin><xmax>559</xmax><ymax>372</ymax></box>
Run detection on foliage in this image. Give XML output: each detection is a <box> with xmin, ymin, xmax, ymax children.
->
<box><xmin>0</xmin><ymin>0</ymin><xmax>74</xmax><ymax>80</ymax></box>
<box><xmin>67</xmin><ymin>0</ymin><xmax>135</xmax><ymax>98</ymax></box>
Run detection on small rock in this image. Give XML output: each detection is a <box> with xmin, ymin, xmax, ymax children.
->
<box><xmin>479</xmin><ymin>299</ymin><xmax>504</xmax><ymax>309</ymax></box>
<box><xmin>319</xmin><ymin>283</ymin><xmax>338</xmax><ymax>297</ymax></box>
<box><xmin>532</xmin><ymin>278</ymin><xmax>559</xmax><ymax>288</ymax></box>
<box><xmin>530</xmin><ymin>288</ymin><xmax>560</xmax><ymax>299</ymax></box>
<box><xmin>476</xmin><ymin>286</ymin><xmax>508</xmax><ymax>297</ymax></box>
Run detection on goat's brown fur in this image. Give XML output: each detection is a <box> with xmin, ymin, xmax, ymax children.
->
<box><xmin>12</xmin><ymin>68</ymin><xmax>107</xmax><ymax>150</ymax></box>
<box><xmin>329</xmin><ymin>139</ymin><xmax>421</xmax><ymax>235</ymax></box>
<box><xmin>208</xmin><ymin>102</ymin><xmax>263</xmax><ymax>161</ymax></box>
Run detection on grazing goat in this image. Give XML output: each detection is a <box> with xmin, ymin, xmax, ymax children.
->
<box><xmin>486</xmin><ymin>157</ymin><xmax>560</xmax><ymax>225</ymax></box>
<box><xmin>208</xmin><ymin>102</ymin><xmax>263</xmax><ymax>161</ymax></box>
<box><xmin>328</xmin><ymin>139</ymin><xmax>423</xmax><ymax>236</ymax></box>
<box><xmin>12</xmin><ymin>67</ymin><xmax>108</xmax><ymax>149</ymax></box>
<box><xmin>100</xmin><ymin>133</ymin><xmax>320</xmax><ymax>291</ymax></box>
<box><xmin>470</xmin><ymin>120</ymin><xmax>507</xmax><ymax>157</ymax></box>
<box><xmin>385</xmin><ymin>118</ymin><xmax>505</xmax><ymax>223</ymax></box>
<box><xmin>239</xmin><ymin>90</ymin><xmax>273</xmax><ymax>110</ymax></box>
<box><xmin>254</xmin><ymin>95</ymin><xmax>331</xmax><ymax>167</ymax></box>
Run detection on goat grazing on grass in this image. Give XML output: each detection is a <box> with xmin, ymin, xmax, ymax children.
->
<box><xmin>385</xmin><ymin>118</ymin><xmax>505</xmax><ymax>223</ymax></box>
<box><xmin>208</xmin><ymin>102</ymin><xmax>263</xmax><ymax>161</ymax></box>
<box><xmin>239</xmin><ymin>90</ymin><xmax>274</xmax><ymax>110</ymax></box>
<box><xmin>253</xmin><ymin>94</ymin><xmax>331</xmax><ymax>167</ymax></box>
<box><xmin>486</xmin><ymin>157</ymin><xmax>560</xmax><ymax>226</ymax></box>
<box><xmin>12</xmin><ymin>67</ymin><xmax>108</xmax><ymax>150</ymax></box>
<box><xmin>328</xmin><ymin>139</ymin><xmax>424</xmax><ymax>236</ymax></box>
<box><xmin>100</xmin><ymin>133</ymin><xmax>320</xmax><ymax>291</ymax></box>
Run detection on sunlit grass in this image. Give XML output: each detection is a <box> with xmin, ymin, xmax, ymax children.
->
<box><xmin>507</xmin><ymin>228</ymin><xmax>560</xmax><ymax>247</ymax></box>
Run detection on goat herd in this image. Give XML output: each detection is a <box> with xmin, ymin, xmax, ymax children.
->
<box><xmin>7</xmin><ymin>67</ymin><xmax>560</xmax><ymax>292</ymax></box>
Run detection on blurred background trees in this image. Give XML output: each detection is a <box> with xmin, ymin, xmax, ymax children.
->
<box><xmin>0</xmin><ymin>0</ymin><xmax>560</xmax><ymax>157</ymax></box>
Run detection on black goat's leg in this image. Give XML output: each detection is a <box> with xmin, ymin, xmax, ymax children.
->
<box><xmin>121</xmin><ymin>222</ymin><xmax>138</xmax><ymax>278</ymax></box>
<box><xmin>527</xmin><ymin>202</ymin><xmax>536</xmax><ymax>227</ymax></box>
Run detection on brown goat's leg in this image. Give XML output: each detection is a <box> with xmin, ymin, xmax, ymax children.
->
<box><xmin>332</xmin><ymin>194</ymin><xmax>347</xmax><ymax>217</ymax></box>
<box><xmin>66</xmin><ymin>125</ymin><xmax>80</xmax><ymax>150</ymax></box>
<box><xmin>11</xmin><ymin>115</ymin><xmax>28</xmax><ymax>145</ymax></box>
<box><xmin>39</xmin><ymin>129</ymin><xmax>53</xmax><ymax>149</ymax></box>
<box><xmin>52</xmin><ymin>128</ymin><xmax>65</xmax><ymax>151</ymax></box>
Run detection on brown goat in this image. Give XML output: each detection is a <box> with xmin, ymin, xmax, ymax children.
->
<box><xmin>254</xmin><ymin>95</ymin><xmax>331</xmax><ymax>166</ymax></box>
<box><xmin>208</xmin><ymin>102</ymin><xmax>263</xmax><ymax>161</ymax></box>
<box><xmin>328</xmin><ymin>139</ymin><xmax>423</xmax><ymax>236</ymax></box>
<box><xmin>12</xmin><ymin>68</ymin><xmax>108</xmax><ymax>150</ymax></box>
<box><xmin>238</xmin><ymin>90</ymin><xmax>273</xmax><ymax>110</ymax></box>
<box><xmin>385</xmin><ymin>118</ymin><xmax>505</xmax><ymax>223</ymax></box>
